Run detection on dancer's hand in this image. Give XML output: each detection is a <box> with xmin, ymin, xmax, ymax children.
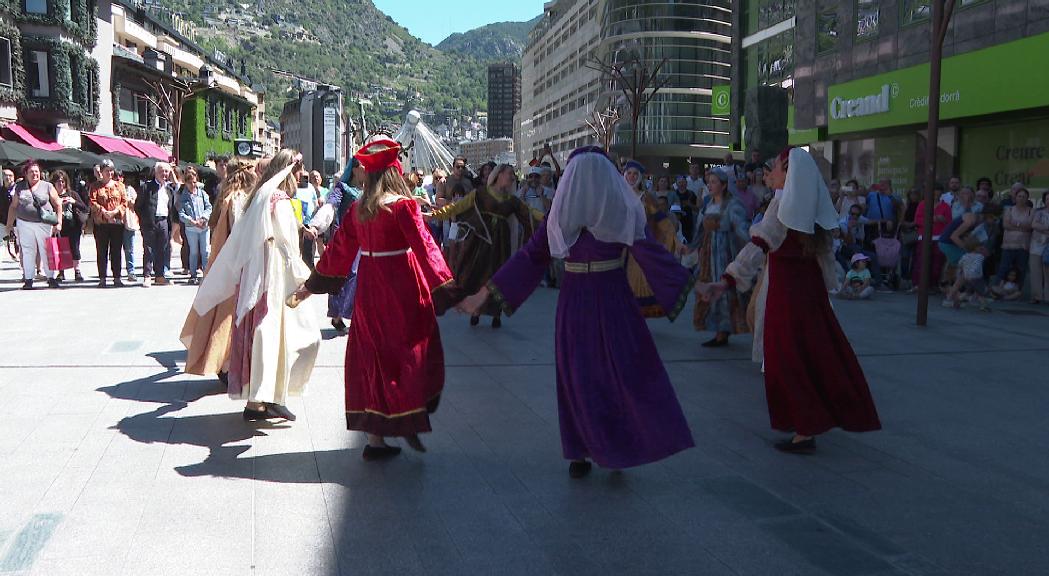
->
<box><xmin>286</xmin><ymin>285</ymin><xmax>311</xmax><ymax>308</ymax></box>
<box><xmin>696</xmin><ymin>281</ymin><xmax>728</xmax><ymax>302</ymax></box>
<box><xmin>457</xmin><ymin>287</ymin><xmax>489</xmax><ymax>315</ymax></box>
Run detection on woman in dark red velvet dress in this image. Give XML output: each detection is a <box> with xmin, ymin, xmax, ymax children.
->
<box><xmin>295</xmin><ymin>139</ymin><xmax>457</xmax><ymax>461</ymax></box>
<box><xmin>697</xmin><ymin>148</ymin><xmax>881</xmax><ymax>453</ymax></box>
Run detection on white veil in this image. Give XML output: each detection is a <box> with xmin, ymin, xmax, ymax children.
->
<box><xmin>777</xmin><ymin>148</ymin><xmax>839</xmax><ymax>233</ymax></box>
<box><xmin>547</xmin><ymin>151</ymin><xmax>647</xmax><ymax>258</ymax></box>
<box><xmin>192</xmin><ymin>163</ymin><xmax>296</xmax><ymax>323</ymax></box>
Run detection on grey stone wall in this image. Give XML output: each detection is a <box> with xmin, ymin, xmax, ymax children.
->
<box><xmin>791</xmin><ymin>0</ymin><xmax>1049</xmax><ymax>131</ymax></box>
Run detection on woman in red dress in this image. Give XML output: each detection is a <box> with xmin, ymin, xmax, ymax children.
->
<box><xmin>697</xmin><ymin>148</ymin><xmax>881</xmax><ymax>453</ymax></box>
<box><xmin>295</xmin><ymin>139</ymin><xmax>456</xmax><ymax>460</ymax></box>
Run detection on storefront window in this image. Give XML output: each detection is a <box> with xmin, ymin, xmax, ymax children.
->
<box><xmin>901</xmin><ymin>0</ymin><xmax>930</xmax><ymax>26</ymax></box>
<box><xmin>757</xmin><ymin>30</ymin><xmax>794</xmax><ymax>86</ymax></box>
<box><xmin>856</xmin><ymin>0</ymin><xmax>879</xmax><ymax>41</ymax></box>
<box><xmin>817</xmin><ymin>6</ymin><xmax>839</xmax><ymax>54</ymax></box>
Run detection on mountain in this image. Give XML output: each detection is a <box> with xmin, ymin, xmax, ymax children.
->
<box><xmin>153</xmin><ymin>0</ymin><xmax>489</xmax><ymax>128</ymax></box>
<box><xmin>436</xmin><ymin>16</ymin><xmax>542</xmax><ymax>62</ymax></box>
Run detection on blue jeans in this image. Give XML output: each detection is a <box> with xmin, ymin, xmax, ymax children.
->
<box><xmin>123</xmin><ymin>229</ymin><xmax>136</xmax><ymax>276</ymax></box>
<box><xmin>996</xmin><ymin>248</ymin><xmax>1029</xmax><ymax>283</ymax></box>
<box><xmin>185</xmin><ymin>227</ymin><xmax>209</xmax><ymax>278</ymax></box>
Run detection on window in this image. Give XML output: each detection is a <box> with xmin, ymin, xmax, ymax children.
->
<box><xmin>27</xmin><ymin>51</ymin><xmax>49</xmax><ymax>98</ymax></box>
<box><xmin>118</xmin><ymin>88</ymin><xmax>149</xmax><ymax>125</ymax></box>
<box><xmin>224</xmin><ymin>105</ymin><xmax>233</xmax><ymax>132</ymax></box>
<box><xmin>817</xmin><ymin>7</ymin><xmax>839</xmax><ymax>53</ymax></box>
<box><xmin>0</xmin><ymin>38</ymin><xmax>11</xmax><ymax>88</ymax></box>
<box><xmin>857</xmin><ymin>0</ymin><xmax>879</xmax><ymax>41</ymax></box>
<box><xmin>24</xmin><ymin>0</ymin><xmax>46</xmax><ymax>14</ymax></box>
<box><xmin>157</xmin><ymin>112</ymin><xmax>168</xmax><ymax>131</ymax></box>
<box><xmin>207</xmin><ymin>97</ymin><xmax>217</xmax><ymax>129</ymax></box>
<box><xmin>901</xmin><ymin>0</ymin><xmax>930</xmax><ymax>25</ymax></box>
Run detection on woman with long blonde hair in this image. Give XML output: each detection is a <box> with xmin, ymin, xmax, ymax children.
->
<box><xmin>181</xmin><ymin>158</ymin><xmax>258</xmax><ymax>380</ymax></box>
<box><xmin>189</xmin><ymin>149</ymin><xmax>320</xmax><ymax>422</ymax></box>
<box><xmin>293</xmin><ymin>138</ymin><xmax>458</xmax><ymax>460</ymax></box>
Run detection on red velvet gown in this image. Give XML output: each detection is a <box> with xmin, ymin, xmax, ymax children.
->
<box><xmin>753</xmin><ymin>231</ymin><xmax>881</xmax><ymax>436</ymax></box>
<box><xmin>307</xmin><ymin>198</ymin><xmax>454</xmax><ymax>436</ymax></box>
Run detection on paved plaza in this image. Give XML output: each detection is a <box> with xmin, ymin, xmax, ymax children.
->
<box><xmin>0</xmin><ymin>245</ymin><xmax>1047</xmax><ymax>576</ymax></box>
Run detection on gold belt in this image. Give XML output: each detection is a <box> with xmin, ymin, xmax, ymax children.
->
<box><xmin>563</xmin><ymin>256</ymin><xmax>626</xmax><ymax>274</ymax></box>
<box><xmin>360</xmin><ymin>247</ymin><xmax>411</xmax><ymax>257</ymax></box>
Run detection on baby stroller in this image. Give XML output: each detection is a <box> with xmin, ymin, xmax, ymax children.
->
<box><xmin>872</xmin><ymin>223</ymin><xmax>902</xmax><ymax>290</ymax></box>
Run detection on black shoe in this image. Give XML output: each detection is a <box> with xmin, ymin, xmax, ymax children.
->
<box><xmin>263</xmin><ymin>403</ymin><xmax>296</xmax><ymax>421</ymax></box>
<box><xmin>469</xmin><ymin>315</ymin><xmax>480</xmax><ymax>327</ymax></box>
<box><xmin>217</xmin><ymin>371</ymin><xmax>229</xmax><ymax>386</ymax></box>
<box><xmin>74</xmin><ymin>271</ymin><xmax>84</xmax><ymax>282</ymax></box>
<box><xmin>47</xmin><ymin>279</ymin><xmax>61</xmax><ymax>289</ymax></box>
<box><xmin>188</xmin><ymin>277</ymin><xmax>199</xmax><ymax>286</ymax></box>
<box><xmin>112</xmin><ymin>280</ymin><xmax>125</xmax><ymax>288</ymax></box>
<box><xmin>362</xmin><ymin>445</ymin><xmax>402</xmax><ymax>461</ymax></box>
<box><xmin>569</xmin><ymin>460</ymin><xmax>592</xmax><ymax>479</ymax></box>
<box><xmin>701</xmin><ymin>336</ymin><xmax>729</xmax><ymax>348</ymax></box>
<box><xmin>331</xmin><ymin>318</ymin><xmax>347</xmax><ymax>333</ymax></box>
<box><xmin>491</xmin><ymin>316</ymin><xmax>502</xmax><ymax>329</ymax></box>
<box><xmin>97</xmin><ymin>280</ymin><xmax>107</xmax><ymax>289</ymax></box>
<box><xmin>242</xmin><ymin>404</ymin><xmax>296</xmax><ymax>422</ymax></box>
<box><xmin>774</xmin><ymin>437</ymin><xmax>816</xmax><ymax>454</ymax></box>
<box><xmin>404</xmin><ymin>434</ymin><xmax>427</xmax><ymax>453</ymax></box>
<box><xmin>57</xmin><ymin>271</ymin><xmax>65</xmax><ymax>281</ymax></box>
<box><xmin>22</xmin><ymin>280</ymin><xmax>33</xmax><ymax>290</ymax></box>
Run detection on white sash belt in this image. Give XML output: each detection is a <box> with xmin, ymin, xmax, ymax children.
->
<box><xmin>360</xmin><ymin>247</ymin><xmax>412</xmax><ymax>257</ymax></box>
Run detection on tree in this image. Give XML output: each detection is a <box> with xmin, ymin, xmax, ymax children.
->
<box><xmin>141</xmin><ymin>76</ymin><xmax>215</xmax><ymax>163</ymax></box>
<box><xmin>585</xmin><ymin>51</ymin><xmax>670</xmax><ymax>159</ymax></box>
<box><xmin>583</xmin><ymin>106</ymin><xmax>622</xmax><ymax>153</ymax></box>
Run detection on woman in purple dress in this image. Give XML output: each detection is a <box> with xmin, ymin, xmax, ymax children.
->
<box><xmin>460</xmin><ymin>147</ymin><xmax>695</xmax><ymax>478</ymax></box>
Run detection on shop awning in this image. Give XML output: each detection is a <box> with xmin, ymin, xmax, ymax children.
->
<box><xmin>82</xmin><ymin>133</ymin><xmax>146</xmax><ymax>157</ymax></box>
<box><xmin>3</xmin><ymin>123</ymin><xmax>64</xmax><ymax>151</ymax></box>
<box><xmin>125</xmin><ymin>138</ymin><xmax>171</xmax><ymax>161</ymax></box>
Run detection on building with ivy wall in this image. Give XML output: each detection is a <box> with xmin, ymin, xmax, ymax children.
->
<box><xmin>735</xmin><ymin>0</ymin><xmax>1049</xmax><ymax>194</ymax></box>
<box><xmin>0</xmin><ymin>0</ymin><xmax>101</xmax><ymax>145</ymax></box>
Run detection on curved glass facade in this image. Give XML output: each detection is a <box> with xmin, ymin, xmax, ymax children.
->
<box><xmin>602</xmin><ymin>0</ymin><xmax>733</xmax><ymax>157</ymax></box>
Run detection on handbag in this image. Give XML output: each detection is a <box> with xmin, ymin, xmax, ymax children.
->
<box><xmin>44</xmin><ymin>236</ymin><xmax>74</xmax><ymax>270</ymax></box>
<box><xmin>33</xmin><ymin>189</ymin><xmax>60</xmax><ymax>225</ymax></box>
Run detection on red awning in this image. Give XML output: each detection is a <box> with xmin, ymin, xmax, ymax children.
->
<box><xmin>4</xmin><ymin>123</ymin><xmax>64</xmax><ymax>151</ymax></box>
<box><xmin>125</xmin><ymin>138</ymin><xmax>171</xmax><ymax>161</ymax></box>
<box><xmin>82</xmin><ymin>133</ymin><xmax>146</xmax><ymax>158</ymax></box>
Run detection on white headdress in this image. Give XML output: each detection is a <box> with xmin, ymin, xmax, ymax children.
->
<box><xmin>778</xmin><ymin>148</ymin><xmax>839</xmax><ymax>233</ymax></box>
<box><xmin>546</xmin><ymin>150</ymin><xmax>647</xmax><ymax>258</ymax></box>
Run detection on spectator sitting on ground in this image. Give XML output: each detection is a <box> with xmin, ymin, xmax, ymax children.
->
<box><xmin>945</xmin><ymin>236</ymin><xmax>991</xmax><ymax>311</ymax></box>
<box><xmin>840</xmin><ymin>253</ymin><xmax>874</xmax><ymax>300</ymax></box>
<box><xmin>991</xmin><ymin>268</ymin><xmax>1023</xmax><ymax>301</ymax></box>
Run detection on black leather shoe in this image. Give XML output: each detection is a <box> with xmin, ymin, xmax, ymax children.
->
<box><xmin>22</xmin><ymin>280</ymin><xmax>33</xmax><ymax>290</ymax></box>
<box><xmin>112</xmin><ymin>280</ymin><xmax>125</xmax><ymax>288</ymax></box>
<box><xmin>47</xmin><ymin>279</ymin><xmax>61</xmax><ymax>289</ymax></box>
<box><xmin>569</xmin><ymin>460</ymin><xmax>592</xmax><ymax>479</ymax></box>
<box><xmin>469</xmin><ymin>315</ymin><xmax>480</xmax><ymax>326</ymax></box>
<box><xmin>701</xmin><ymin>337</ymin><xmax>729</xmax><ymax>348</ymax></box>
<box><xmin>97</xmin><ymin>280</ymin><xmax>107</xmax><ymax>289</ymax></box>
<box><xmin>362</xmin><ymin>445</ymin><xmax>402</xmax><ymax>461</ymax></box>
<box><xmin>332</xmin><ymin>318</ymin><xmax>347</xmax><ymax>333</ymax></box>
<box><xmin>774</xmin><ymin>437</ymin><xmax>816</xmax><ymax>454</ymax></box>
<box><xmin>491</xmin><ymin>316</ymin><xmax>502</xmax><ymax>329</ymax></box>
<box><xmin>404</xmin><ymin>434</ymin><xmax>427</xmax><ymax>453</ymax></box>
<box><xmin>264</xmin><ymin>403</ymin><xmax>297</xmax><ymax>421</ymax></box>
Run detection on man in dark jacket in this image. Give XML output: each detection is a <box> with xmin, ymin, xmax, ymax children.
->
<box><xmin>135</xmin><ymin>162</ymin><xmax>177</xmax><ymax>287</ymax></box>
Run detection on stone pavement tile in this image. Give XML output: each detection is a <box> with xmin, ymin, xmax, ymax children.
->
<box><xmin>30</xmin><ymin>555</ymin><xmax>123</xmax><ymax>576</ymax></box>
<box><xmin>251</xmin><ymin>487</ymin><xmax>339</xmax><ymax>574</ymax></box>
<box><xmin>761</xmin><ymin>516</ymin><xmax>896</xmax><ymax>576</ymax></box>
<box><xmin>687</xmin><ymin>519</ymin><xmax>837</xmax><ymax>576</ymax></box>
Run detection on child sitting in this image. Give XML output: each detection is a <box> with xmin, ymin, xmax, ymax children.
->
<box><xmin>991</xmin><ymin>268</ymin><xmax>1022</xmax><ymax>301</ymax></box>
<box><xmin>839</xmin><ymin>253</ymin><xmax>874</xmax><ymax>299</ymax></box>
<box><xmin>945</xmin><ymin>237</ymin><xmax>990</xmax><ymax>310</ymax></box>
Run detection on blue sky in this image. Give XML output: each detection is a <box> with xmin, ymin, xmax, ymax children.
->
<box><xmin>372</xmin><ymin>0</ymin><xmax>546</xmax><ymax>46</ymax></box>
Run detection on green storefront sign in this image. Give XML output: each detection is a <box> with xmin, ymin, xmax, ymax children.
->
<box><xmin>961</xmin><ymin>118</ymin><xmax>1049</xmax><ymax>192</ymax></box>
<box><xmin>712</xmin><ymin>85</ymin><xmax>731</xmax><ymax>116</ymax></box>
<box><xmin>827</xmin><ymin>31</ymin><xmax>1049</xmax><ymax>135</ymax></box>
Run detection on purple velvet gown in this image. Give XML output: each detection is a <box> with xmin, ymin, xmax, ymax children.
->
<box><xmin>489</xmin><ymin>223</ymin><xmax>696</xmax><ymax>468</ymax></box>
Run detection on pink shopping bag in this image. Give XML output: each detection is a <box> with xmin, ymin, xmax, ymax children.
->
<box><xmin>45</xmin><ymin>236</ymin><xmax>75</xmax><ymax>270</ymax></box>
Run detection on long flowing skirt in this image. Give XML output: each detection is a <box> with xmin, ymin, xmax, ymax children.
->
<box><xmin>763</xmin><ymin>235</ymin><xmax>881</xmax><ymax>436</ymax></box>
<box><xmin>554</xmin><ymin>268</ymin><xmax>695</xmax><ymax>468</ymax></box>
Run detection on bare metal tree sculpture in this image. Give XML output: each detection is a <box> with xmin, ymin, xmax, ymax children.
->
<box><xmin>141</xmin><ymin>77</ymin><xmax>214</xmax><ymax>163</ymax></box>
<box><xmin>584</xmin><ymin>106</ymin><xmax>622</xmax><ymax>153</ymax></box>
<box><xmin>585</xmin><ymin>53</ymin><xmax>670</xmax><ymax>159</ymax></box>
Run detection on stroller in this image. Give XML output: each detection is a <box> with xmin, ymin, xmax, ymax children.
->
<box><xmin>872</xmin><ymin>222</ymin><xmax>902</xmax><ymax>290</ymax></box>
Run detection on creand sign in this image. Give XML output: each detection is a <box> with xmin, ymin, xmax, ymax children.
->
<box><xmin>830</xmin><ymin>84</ymin><xmax>892</xmax><ymax>121</ymax></box>
<box><xmin>827</xmin><ymin>30</ymin><xmax>1049</xmax><ymax>135</ymax></box>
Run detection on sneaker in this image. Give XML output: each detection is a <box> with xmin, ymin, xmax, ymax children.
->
<box><xmin>188</xmin><ymin>277</ymin><xmax>199</xmax><ymax>286</ymax></box>
<box><xmin>143</xmin><ymin>276</ymin><xmax>152</xmax><ymax>288</ymax></box>
<box><xmin>127</xmin><ymin>274</ymin><xmax>137</xmax><ymax>283</ymax></box>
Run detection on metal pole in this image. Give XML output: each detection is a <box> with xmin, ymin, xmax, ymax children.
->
<box><xmin>917</xmin><ymin>0</ymin><xmax>955</xmax><ymax>326</ymax></box>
